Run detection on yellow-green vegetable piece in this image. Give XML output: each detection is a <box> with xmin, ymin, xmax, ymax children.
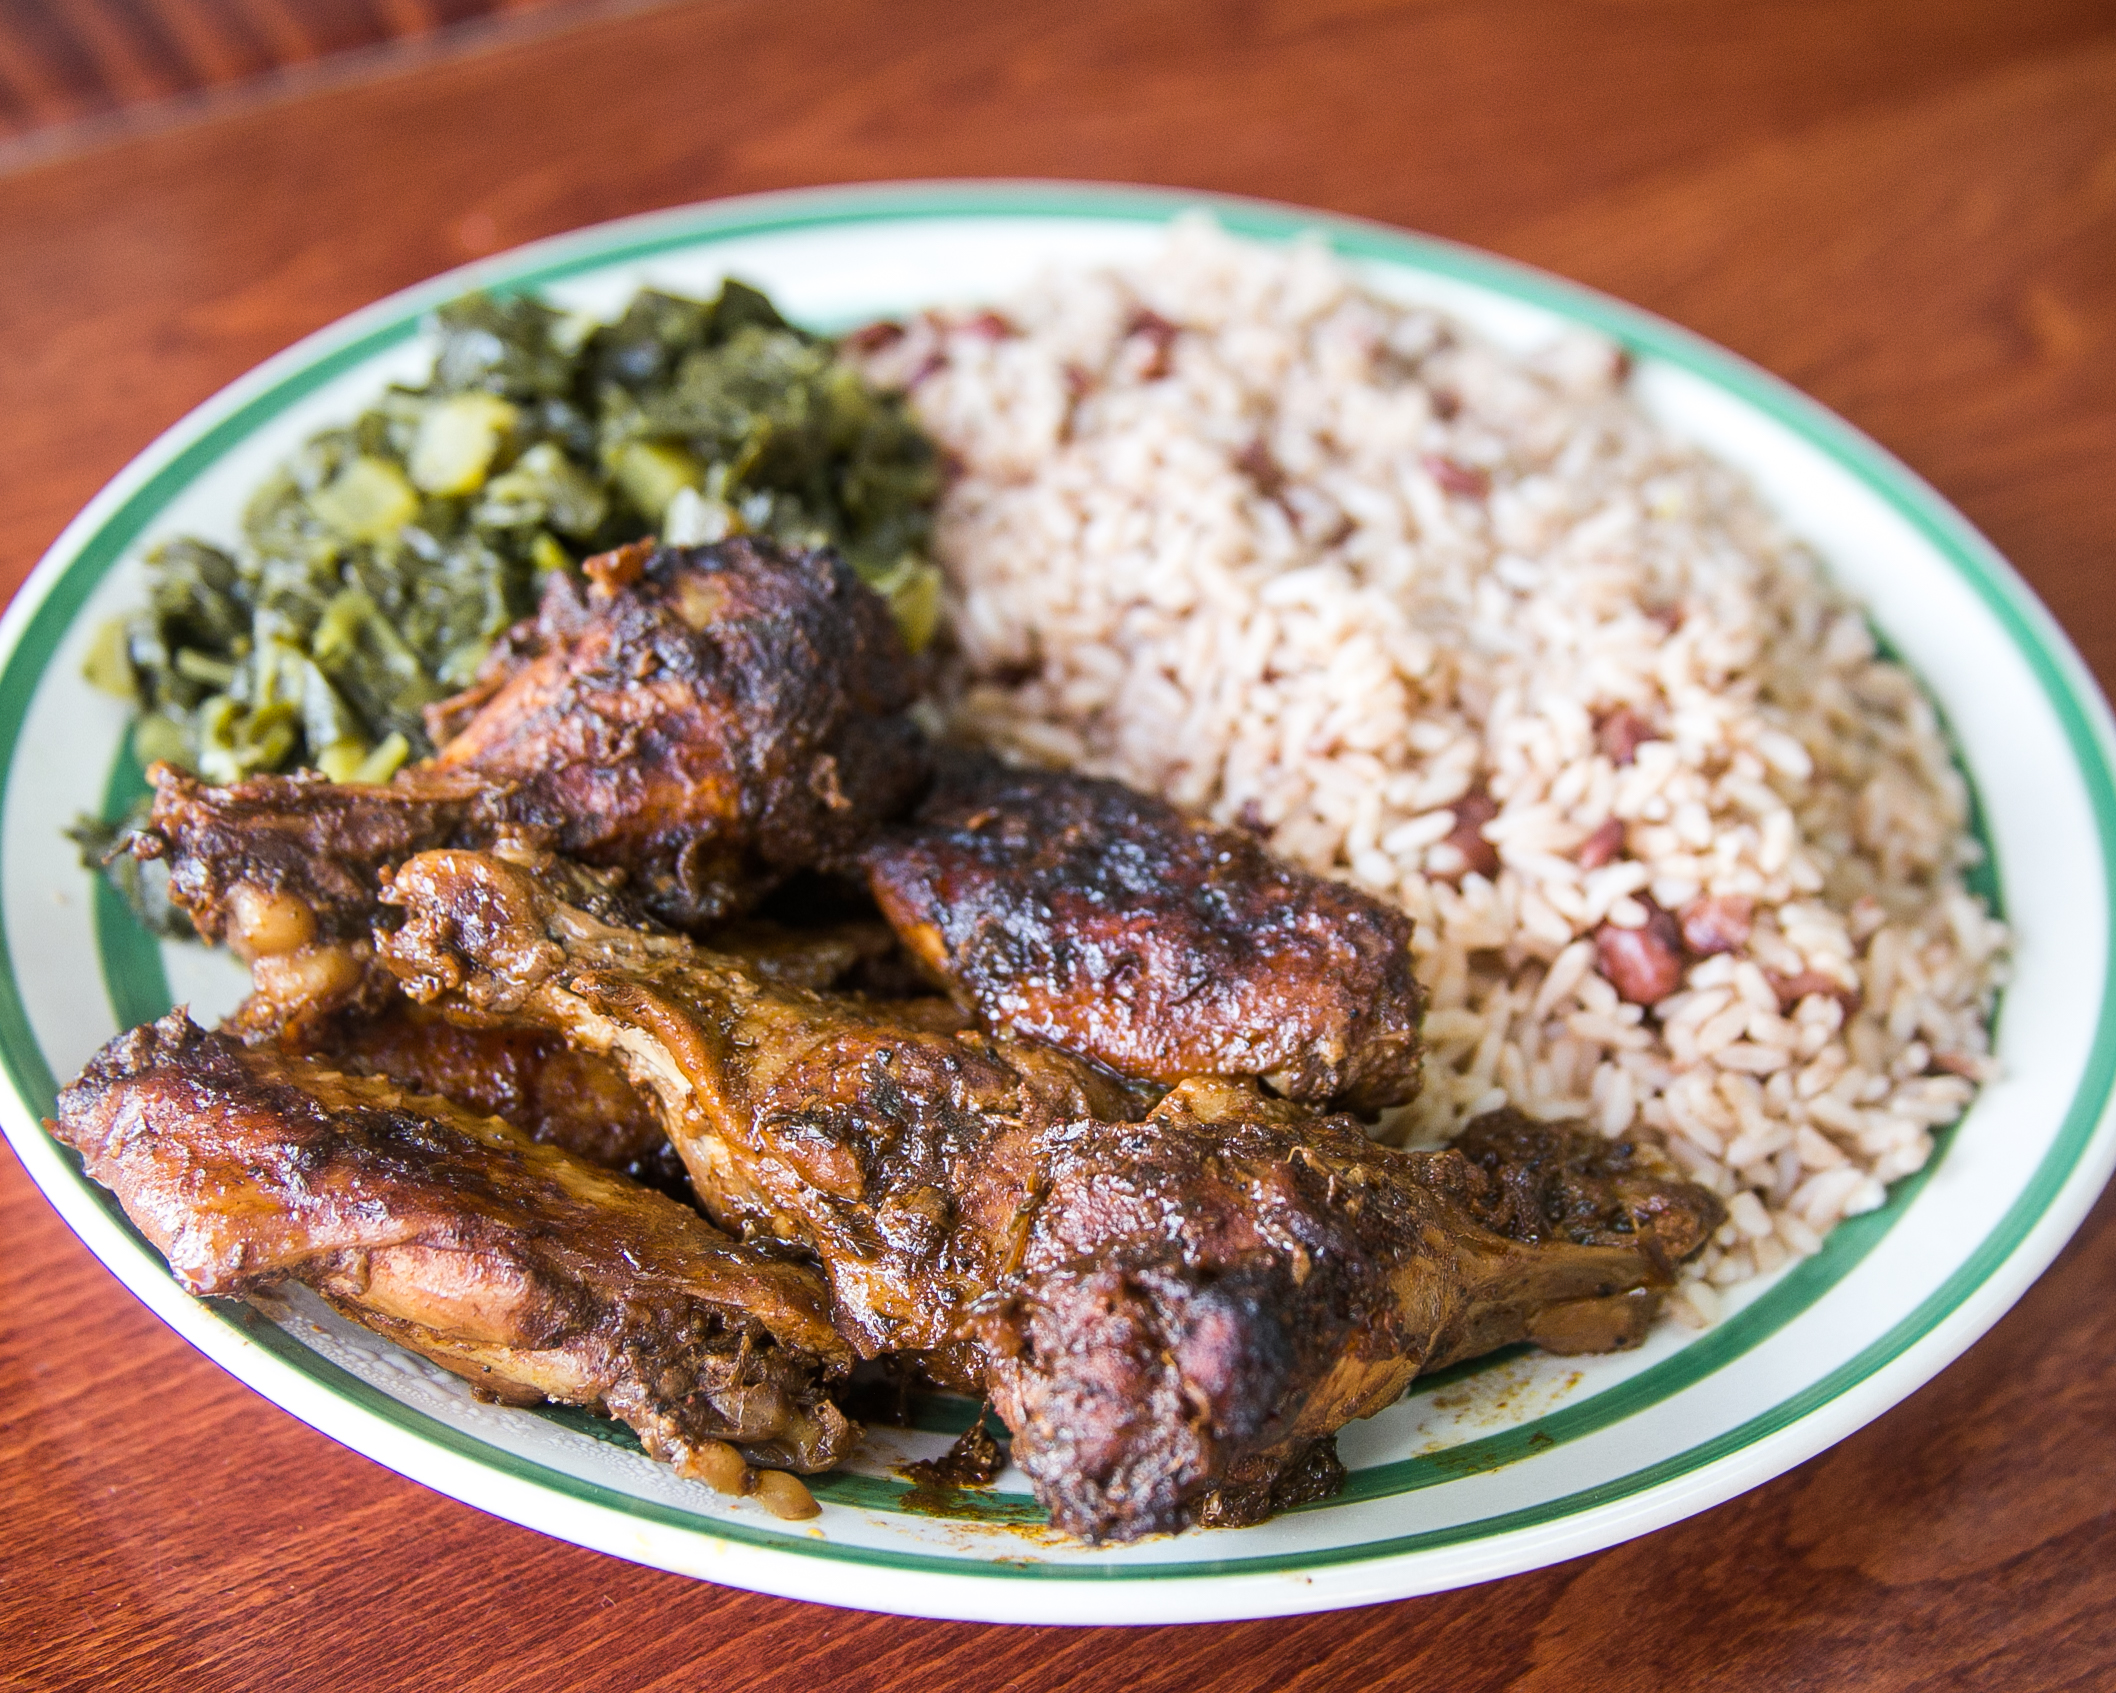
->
<box><xmin>529</xmin><ymin>531</ymin><xmax>571</xmax><ymax>575</ymax></box>
<box><xmin>872</xmin><ymin>556</ymin><xmax>943</xmax><ymax>654</ymax></box>
<box><xmin>314</xmin><ymin>739</ymin><xmax>370</xmax><ymax>782</ymax></box>
<box><xmin>172</xmin><ymin>649</ymin><xmax>238</xmax><ymax>688</ymax></box>
<box><xmin>310</xmin><ymin>456</ymin><xmax>420</xmax><ymax>543</ymax></box>
<box><xmin>353</xmin><ymin>732</ymin><xmax>411</xmax><ymax>784</ymax></box>
<box><xmin>480</xmin><ymin>442</ymin><xmax>608</xmax><ymax>538</ymax></box>
<box><xmin>132</xmin><ymin>711</ymin><xmax>191</xmax><ymax>770</ymax></box>
<box><xmin>409</xmin><ymin>393</ymin><xmax>520</xmax><ymax>496</ymax></box>
<box><xmin>81</xmin><ymin>618</ymin><xmax>136</xmax><ymax>698</ymax></box>
<box><xmin>194</xmin><ymin>695</ymin><xmax>299</xmax><ymax>785</ymax></box>
<box><xmin>611</xmin><ymin>440</ymin><xmax>705</xmax><ymax>523</ymax></box>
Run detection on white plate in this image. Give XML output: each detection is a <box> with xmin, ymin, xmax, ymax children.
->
<box><xmin>5</xmin><ymin>182</ymin><xmax>2113</xmax><ymax>1626</ymax></box>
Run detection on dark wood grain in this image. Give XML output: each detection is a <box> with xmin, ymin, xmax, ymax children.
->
<box><xmin>1</xmin><ymin>2</ymin><xmax>2112</xmax><ymax>1686</ymax></box>
<box><xmin>0</xmin><ymin>0</ymin><xmax>593</xmax><ymax>138</ymax></box>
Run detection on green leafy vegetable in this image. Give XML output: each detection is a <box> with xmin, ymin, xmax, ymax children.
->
<box><xmin>68</xmin><ymin>806</ymin><xmax>193</xmax><ymax>940</ymax></box>
<box><xmin>83</xmin><ymin>277</ymin><xmax>943</xmax><ymax>935</ymax></box>
<box><xmin>94</xmin><ymin>276</ymin><xmax>939</xmax><ymax>780</ymax></box>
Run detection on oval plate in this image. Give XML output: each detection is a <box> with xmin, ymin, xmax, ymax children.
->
<box><xmin>4</xmin><ymin>182</ymin><xmax>2113</xmax><ymax>1626</ymax></box>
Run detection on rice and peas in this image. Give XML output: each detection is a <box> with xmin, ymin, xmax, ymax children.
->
<box><xmin>852</xmin><ymin>219</ymin><xmax>2006</xmax><ymax>1322</ymax></box>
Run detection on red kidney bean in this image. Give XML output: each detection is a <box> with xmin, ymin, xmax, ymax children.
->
<box><xmin>1681</xmin><ymin>894</ymin><xmax>1754</xmax><ymax>956</ymax></box>
<box><xmin>1576</xmin><ymin>817</ymin><xmax>1625</xmax><ymax>870</ymax></box>
<box><xmin>1596</xmin><ymin>707</ymin><xmax>1653</xmax><ymax>766</ymax></box>
<box><xmin>1597</xmin><ymin>900</ymin><xmax>1685</xmax><ymax>1004</ymax></box>
<box><xmin>1768</xmin><ymin>970</ymin><xmax>1862</xmax><ymax>1017</ymax></box>
<box><xmin>1234</xmin><ymin>439</ymin><xmax>1286</xmax><ymax>499</ymax></box>
<box><xmin>1422</xmin><ymin>454</ymin><xmax>1491</xmax><ymax>499</ymax></box>
<box><xmin>1125</xmin><ymin>308</ymin><xmax>1181</xmax><ymax>378</ymax></box>
<box><xmin>1438</xmin><ymin>791</ymin><xmax>1501</xmax><ymax>880</ymax></box>
<box><xmin>842</xmin><ymin>319</ymin><xmax>906</xmax><ymax>352</ymax></box>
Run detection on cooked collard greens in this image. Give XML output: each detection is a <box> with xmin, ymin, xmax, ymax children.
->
<box><xmin>90</xmin><ymin>279</ymin><xmax>940</xmax><ymax>784</ymax></box>
<box><xmin>78</xmin><ymin>278</ymin><xmax>942</xmax><ymax>931</ymax></box>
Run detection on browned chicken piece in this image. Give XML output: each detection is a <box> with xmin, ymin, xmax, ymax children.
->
<box><xmin>423</xmin><ymin>537</ymin><xmax>927</xmax><ymax>925</ymax></box>
<box><xmin>273</xmin><ymin>917</ymin><xmax>904</xmax><ymax>1185</ymax></box>
<box><xmin>978</xmin><ymin>1088</ymin><xmax>1720</xmax><ymax>1537</ymax></box>
<box><xmin>862</xmin><ymin>756</ymin><xmax>1426</xmax><ymax>1113</ymax></box>
<box><xmin>378</xmin><ymin>845</ymin><xmax>1147</xmax><ymax>1387</ymax></box>
<box><xmin>134</xmin><ymin>536</ymin><xmax>929</xmax><ymax>992</ymax></box>
<box><xmin>282</xmin><ymin>998</ymin><xmax>673</xmax><ymax>1179</ymax></box>
<box><xmin>51</xmin><ymin>1010</ymin><xmax>856</xmax><ymax>1510</ymax></box>
<box><xmin>142</xmin><ymin>765</ymin><xmax>476</xmax><ymax>1036</ymax></box>
<box><xmin>378</xmin><ymin>847</ymin><xmax>1723</xmax><ymax>1543</ymax></box>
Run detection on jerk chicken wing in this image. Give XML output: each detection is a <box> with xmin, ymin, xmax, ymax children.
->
<box><xmin>378</xmin><ymin>847</ymin><xmax>1723</xmax><ymax>1542</ymax></box>
<box><xmin>51</xmin><ymin>1010</ymin><xmax>855</xmax><ymax>1507</ymax></box>
<box><xmin>136</xmin><ymin>536</ymin><xmax>929</xmax><ymax>1004</ymax></box>
<box><xmin>863</xmin><ymin>757</ymin><xmax>1425</xmax><ymax>1112</ymax></box>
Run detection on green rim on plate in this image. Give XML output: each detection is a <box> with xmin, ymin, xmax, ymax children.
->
<box><xmin>4</xmin><ymin>182</ymin><xmax>2112</xmax><ymax>1600</ymax></box>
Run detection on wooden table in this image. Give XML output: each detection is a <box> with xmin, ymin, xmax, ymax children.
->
<box><xmin>4</xmin><ymin>2</ymin><xmax>2113</xmax><ymax>1685</ymax></box>
<box><xmin>0</xmin><ymin>0</ymin><xmax>585</xmax><ymax>144</ymax></box>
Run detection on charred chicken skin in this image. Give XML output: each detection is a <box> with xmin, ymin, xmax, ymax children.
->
<box><xmin>378</xmin><ymin>847</ymin><xmax>1723</xmax><ymax>1542</ymax></box>
<box><xmin>281</xmin><ymin>999</ymin><xmax>674</xmax><ymax>1180</ymax></box>
<box><xmin>863</xmin><ymin>756</ymin><xmax>1425</xmax><ymax>1112</ymax></box>
<box><xmin>979</xmin><ymin>1086</ymin><xmax>1718</xmax><ymax>1538</ymax></box>
<box><xmin>135</xmin><ymin>536</ymin><xmax>930</xmax><ymax>1002</ymax></box>
<box><xmin>420</xmin><ymin>536</ymin><xmax>927</xmax><ymax>925</ymax></box>
<box><xmin>274</xmin><ymin>913</ymin><xmax>914</xmax><ymax>1188</ymax></box>
<box><xmin>378</xmin><ymin>845</ymin><xmax>1147</xmax><ymax>1387</ymax></box>
<box><xmin>51</xmin><ymin>1011</ymin><xmax>856</xmax><ymax>1507</ymax></box>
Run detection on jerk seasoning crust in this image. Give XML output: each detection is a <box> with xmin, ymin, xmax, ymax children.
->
<box><xmin>864</xmin><ymin>756</ymin><xmax>1425</xmax><ymax>1113</ymax></box>
<box><xmin>51</xmin><ymin>1010</ymin><xmax>854</xmax><ymax>1513</ymax></box>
